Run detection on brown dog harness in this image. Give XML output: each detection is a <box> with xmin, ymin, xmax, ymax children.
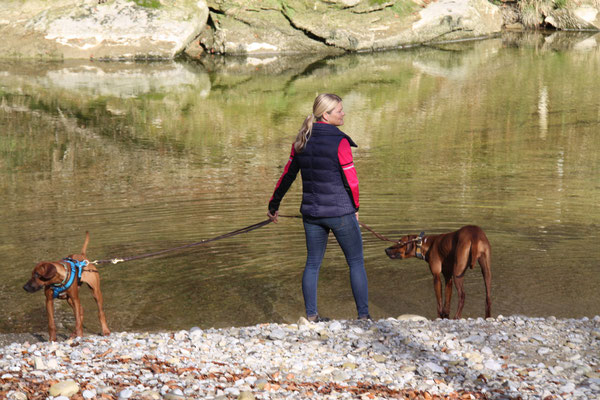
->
<box><xmin>415</xmin><ymin>232</ymin><xmax>426</xmax><ymax>261</ymax></box>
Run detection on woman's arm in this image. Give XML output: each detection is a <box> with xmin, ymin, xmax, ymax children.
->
<box><xmin>338</xmin><ymin>138</ymin><xmax>359</xmax><ymax>210</ymax></box>
<box><xmin>268</xmin><ymin>145</ymin><xmax>300</xmax><ymax>219</ymax></box>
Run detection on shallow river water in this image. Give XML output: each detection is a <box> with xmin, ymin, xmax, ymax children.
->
<box><xmin>1</xmin><ymin>32</ymin><xmax>598</xmax><ymax>336</ymax></box>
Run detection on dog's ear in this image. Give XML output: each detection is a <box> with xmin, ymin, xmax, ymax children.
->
<box><xmin>38</xmin><ymin>263</ymin><xmax>57</xmax><ymax>281</ymax></box>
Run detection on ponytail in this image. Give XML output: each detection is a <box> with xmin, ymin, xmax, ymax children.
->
<box><xmin>294</xmin><ymin>114</ymin><xmax>314</xmax><ymax>153</ymax></box>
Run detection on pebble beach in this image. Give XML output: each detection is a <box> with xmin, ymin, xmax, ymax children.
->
<box><xmin>1</xmin><ymin>315</ymin><xmax>599</xmax><ymax>400</ymax></box>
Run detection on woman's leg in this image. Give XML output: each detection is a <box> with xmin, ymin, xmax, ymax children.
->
<box><xmin>331</xmin><ymin>213</ymin><xmax>370</xmax><ymax>318</ymax></box>
<box><xmin>302</xmin><ymin>217</ymin><xmax>330</xmax><ymax>318</ymax></box>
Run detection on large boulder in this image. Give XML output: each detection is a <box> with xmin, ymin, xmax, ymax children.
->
<box><xmin>195</xmin><ymin>0</ymin><xmax>341</xmax><ymax>55</ymax></box>
<box><xmin>0</xmin><ymin>0</ymin><xmax>209</xmax><ymax>60</ymax></box>
<box><xmin>410</xmin><ymin>0</ymin><xmax>504</xmax><ymax>43</ymax></box>
<box><xmin>193</xmin><ymin>0</ymin><xmax>503</xmax><ymax>55</ymax></box>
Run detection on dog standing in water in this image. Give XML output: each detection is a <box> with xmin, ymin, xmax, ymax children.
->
<box><xmin>385</xmin><ymin>225</ymin><xmax>491</xmax><ymax>319</ymax></box>
<box><xmin>23</xmin><ymin>232</ymin><xmax>110</xmax><ymax>341</ymax></box>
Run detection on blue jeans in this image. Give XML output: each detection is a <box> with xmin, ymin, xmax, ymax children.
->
<box><xmin>302</xmin><ymin>213</ymin><xmax>369</xmax><ymax>318</ymax></box>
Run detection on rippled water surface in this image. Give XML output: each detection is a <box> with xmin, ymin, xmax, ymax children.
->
<box><xmin>1</xmin><ymin>32</ymin><xmax>599</xmax><ymax>335</ymax></box>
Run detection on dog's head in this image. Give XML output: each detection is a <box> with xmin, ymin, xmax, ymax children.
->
<box><xmin>23</xmin><ymin>262</ymin><xmax>58</xmax><ymax>293</ymax></box>
<box><xmin>385</xmin><ymin>235</ymin><xmax>419</xmax><ymax>260</ymax></box>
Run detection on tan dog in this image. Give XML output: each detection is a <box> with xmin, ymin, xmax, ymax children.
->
<box><xmin>385</xmin><ymin>225</ymin><xmax>491</xmax><ymax>319</ymax></box>
<box><xmin>23</xmin><ymin>232</ymin><xmax>110</xmax><ymax>341</ymax></box>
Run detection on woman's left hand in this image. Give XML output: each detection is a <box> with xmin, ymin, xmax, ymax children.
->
<box><xmin>268</xmin><ymin>210</ymin><xmax>279</xmax><ymax>223</ymax></box>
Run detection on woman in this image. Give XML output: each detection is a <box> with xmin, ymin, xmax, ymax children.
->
<box><xmin>267</xmin><ymin>93</ymin><xmax>370</xmax><ymax>322</ymax></box>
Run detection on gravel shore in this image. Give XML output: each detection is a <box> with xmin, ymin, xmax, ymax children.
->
<box><xmin>1</xmin><ymin>315</ymin><xmax>599</xmax><ymax>400</ymax></box>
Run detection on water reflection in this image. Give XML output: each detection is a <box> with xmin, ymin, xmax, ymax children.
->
<box><xmin>1</xmin><ymin>32</ymin><xmax>599</xmax><ymax>336</ymax></box>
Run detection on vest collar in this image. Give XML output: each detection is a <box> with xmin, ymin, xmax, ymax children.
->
<box><xmin>311</xmin><ymin>123</ymin><xmax>357</xmax><ymax>147</ymax></box>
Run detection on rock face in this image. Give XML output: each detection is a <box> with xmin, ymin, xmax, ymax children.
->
<box><xmin>546</xmin><ymin>4</ymin><xmax>600</xmax><ymax>30</ymax></box>
<box><xmin>0</xmin><ymin>0</ymin><xmax>209</xmax><ymax>60</ymax></box>
<box><xmin>0</xmin><ymin>0</ymin><xmax>502</xmax><ymax>59</ymax></box>
<box><xmin>194</xmin><ymin>0</ymin><xmax>504</xmax><ymax>56</ymax></box>
<box><xmin>510</xmin><ymin>0</ymin><xmax>600</xmax><ymax>31</ymax></box>
<box><xmin>3</xmin><ymin>0</ymin><xmax>598</xmax><ymax>59</ymax></box>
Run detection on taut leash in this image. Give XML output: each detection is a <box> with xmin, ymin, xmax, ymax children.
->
<box><xmin>91</xmin><ymin>214</ymin><xmax>415</xmax><ymax>266</ymax></box>
<box><xmin>358</xmin><ymin>221</ymin><xmax>399</xmax><ymax>243</ymax></box>
<box><xmin>91</xmin><ymin>219</ymin><xmax>273</xmax><ymax>265</ymax></box>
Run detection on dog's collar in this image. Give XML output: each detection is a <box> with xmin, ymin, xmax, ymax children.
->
<box><xmin>415</xmin><ymin>231</ymin><xmax>426</xmax><ymax>261</ymax></box>
<box><xmin>54</xmin><ymin>261</ymin><xmax>71</xmax><ymax>286</ymax></box>
<box><xmin>51</xmin><ymin>258</ymin><xmax>88</xmax><ymax>298</ymax></box>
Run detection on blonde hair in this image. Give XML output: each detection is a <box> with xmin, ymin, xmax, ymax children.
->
<box><xmin>294</xmin><ymin>93</ymin><xmax>342</xmax><ymax>153</ymax></box>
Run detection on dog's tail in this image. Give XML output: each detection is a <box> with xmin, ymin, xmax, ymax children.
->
<box><xmin>81</xmin><ymin>231</ymin><xmax>90</xmax><ymax>257</ymax></box>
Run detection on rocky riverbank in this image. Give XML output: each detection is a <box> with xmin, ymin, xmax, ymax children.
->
<box><xmin>1</xmin><ymin>315</ymin><xmax>599</xmax><ymax>399</ymax></box>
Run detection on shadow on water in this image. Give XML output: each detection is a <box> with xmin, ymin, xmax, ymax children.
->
<box><xmin>1</xmin><ymin>31</ymin><xmax>599</xmax><ymax>336</ymax></box>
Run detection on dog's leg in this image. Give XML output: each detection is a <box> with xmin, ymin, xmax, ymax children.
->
<box><xmin>89</xmin><ymin>281</ymin><xmax>110</xmax><ymax>336</ymax></box>
<box><xmin>452</xmin><ymin>272</ymin><xmax>467</xmax><ymax>318</ymax></box>
<box><xmin>441</xmin><ymin>271</ymin><xmax>453</xmax><ymax>319</ymax></box>
<box><xmin>453</xmin><ymin>274</ymin><xmax>466</xmax><ymax>319</ymax></box>
<box><xmin>66</xmin><ymin>294</ymin><xmax>84</xmax><ymax>338</ymax></box>
<box><xmin>432</xmin><ymin>275</ymin><xmax>444</xmax><ymax>318</ymax></box>
<box><xmin>479</xmin><ymin>249</ymin><xmax>492</xmax><ymax>318</ymax></box>
<box><xmin>428</xmin><ymin>259</ymin><xmax>445</xmax><ymax>318</ymax></box>
<box><xmin>44</xmin><ymin>290</ymin><xmax>57</xmax><ymax>342</ymax></box>
<box><xmin>452</xmin><ymin>239</ymin><xmax>473</xmax><ymax>319</ymax></box>
<box><xmin>83</xmin><ymin>268</ymin><xmax>110</xmax><ymax>336</ymax></box>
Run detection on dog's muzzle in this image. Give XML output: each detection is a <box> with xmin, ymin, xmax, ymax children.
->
<box><xmin>385</xmin><ymin>247</ymin><xmax>402</xmax><ymax>259</ymax></box>
<box><xmin>23</xmin><ymin>281</ymin><xmax>42</xmax><ymax>293</ymax></box>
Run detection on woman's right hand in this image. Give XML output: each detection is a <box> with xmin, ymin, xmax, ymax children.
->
<box><xmin>267</xmin><ymin>210</ymin><xmax>279</xmax><ymax>223</ymax></box>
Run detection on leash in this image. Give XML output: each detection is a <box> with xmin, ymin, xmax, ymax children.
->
<box><xmin>91</xmin><ymin>219</ymin><xmax>273</xmax><ymax>265</ymax></box>
<box><xmin>358</xmin><ymin>221</ymin><xmax>399</xmax><ymax>244</ymax></box>
<box><xmin>91</xmin><ymin>215</ymin><xmax>417</xmax><ymax>266</ymax></box>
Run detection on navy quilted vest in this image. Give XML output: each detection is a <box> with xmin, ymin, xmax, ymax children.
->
<box><xmin>296</xmin><ymin>123</ymin><xmax>358</xmax><ymax>218</ymax></box>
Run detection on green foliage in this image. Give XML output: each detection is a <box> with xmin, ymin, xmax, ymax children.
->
<box><xmin>129</xmin><ymin>0</ymin><xmax>161</xmax><ymax>9</ymax></box>
<box><xmin>518</xmin><ymin>0</ymin><xmax>569</xmax><ymax>28</ymax></box>
<box><xmin>391</xmin><ymin>0</ymin><xmax>418</xmax><ymax>17</ymax></box>
<box><xmin>553</xmin><ymin>0</ymin><xmax>567</xmax><ymax>9</ymax></box>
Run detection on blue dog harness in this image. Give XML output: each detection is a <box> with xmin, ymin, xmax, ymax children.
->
<box><xmin>51</xmin><ymin>258</ymin><xmax>88</xmax><ymax>299</ymax></box>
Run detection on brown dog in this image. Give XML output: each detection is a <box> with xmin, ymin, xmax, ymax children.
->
<box><xmin>23</xmin><ymin>232</ymin><xmax>110</xmax><ymax>341</ymax></box>
<box><xmin>385</xmin><ymin>225</ymin><xmax>491</xmax><ymax>319</ymax></box>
